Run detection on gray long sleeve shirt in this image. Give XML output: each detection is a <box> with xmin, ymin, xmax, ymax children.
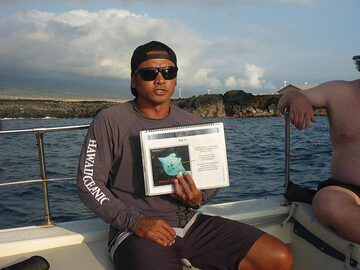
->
<box><xmin>76</xmin><ymin>101</ymin><xmax>217</xmax><ymax>241</ymax></box>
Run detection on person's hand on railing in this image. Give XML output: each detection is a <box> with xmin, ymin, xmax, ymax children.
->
<box><xmin>278</xmin><ymin>90</ymin><xmax>316</xmax><ymax>130</ymax></box>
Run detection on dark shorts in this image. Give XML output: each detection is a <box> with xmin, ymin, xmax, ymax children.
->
<box><xmin>113</xmin><ymin>214</ymin><xmax>264</xmax><ymax>270</ymax></box>
<box><xmin>318</xmin><ymin>178</ymin><xmax>360</xmax><ymax>197</ymax></box>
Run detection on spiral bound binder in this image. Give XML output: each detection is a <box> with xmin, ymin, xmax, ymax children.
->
<box><xmin>140</xmin><ymin>122</ymin><xmax>230</xmax><ymax>196</ymax></box>
<box><xmin>141</xmin><ymin>122</ymin><xmax>219</xmax><ymax>133</ymax></box>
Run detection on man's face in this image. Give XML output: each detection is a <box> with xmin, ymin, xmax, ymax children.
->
<box><xmin>131</xmin><ymin>57</ymin><xmax>177</xmax><ymax>106</ymax></box>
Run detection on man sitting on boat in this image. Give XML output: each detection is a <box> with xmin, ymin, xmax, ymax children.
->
<box><xmin>76</xmin><ymin>40</ymin><xmax>293</xmax><ymax>270</ymax></box>
<box><xmin>277</xmin><ymin>55</ymin><xmax>360</xmax><ymax>244</ymax></box>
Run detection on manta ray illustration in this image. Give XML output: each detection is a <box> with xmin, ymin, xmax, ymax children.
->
<box><xmin>158</xmin><ymin>153</ymin><xmax>186</xmax><ymax>176</ymax></box>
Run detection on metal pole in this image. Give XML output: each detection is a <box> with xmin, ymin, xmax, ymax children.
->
<box><xmin>284</xmin><ymin>110</ymin><xmax>291</xmax><ymax>205</ymax></box>
<box><xmin>35</xmin><ymin>132</ymin><xmax>52</xmax><ymax>225</ymax></box>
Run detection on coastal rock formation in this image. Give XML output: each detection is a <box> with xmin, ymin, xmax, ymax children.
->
<box><xmin>174</xmin><ymin>94</ymin><xmax>226</xmax><ymax>118</ymax></box>
<box><xmin>0</xmin><ymin>99</ymin><xmax>117</xmax><ymax>118</ymax></box>
<box><xmin>173</xmin><ymin>90</ymin><xmax>282</xmax><ymax>118</ymax></box>
<box><xmin>0</xmin><ymin>90</ymin><xmax>326</xmax><ymax>119</ymax></box>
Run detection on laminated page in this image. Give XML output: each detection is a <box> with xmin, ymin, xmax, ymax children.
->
<box><xmin>140</xmin><ymin>122</ymin><xmax>229</xmax><ymax>196</ymax></box>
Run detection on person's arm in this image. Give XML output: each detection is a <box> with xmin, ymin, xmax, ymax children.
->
<box><xmin>77</xmin><ymin>111</ymin><xmax>176</xmax><ymax>247</ymax></box>
<box><xmin>278</xmin><ymin>81</ymin><xmax>346</xmax><ymax>130</ymax></box>
<box><xmin>77</xmin><ymin>111</ymin><xmax>144</xmax><ymax>232</ymax></box>
<box><xmin>277</xmin><ymin>90</ymin><xmax>315</xmax><ymax>130</ymax></box>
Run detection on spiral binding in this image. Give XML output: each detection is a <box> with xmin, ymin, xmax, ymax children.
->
<box><xmin>141</xmin><ymin>122</ymin><xmax>222</xmax><ymax>133</ymax></box>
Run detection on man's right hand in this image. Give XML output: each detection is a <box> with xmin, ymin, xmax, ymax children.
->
<box><xmin>277</xmin><ymin>91</ymin><xmax>316</xmax><ymax>130</ymax></box>
<box><xmin>135</xmin><ymin>217</ymin><xmax>176</xmax><ymax>247</ymax></box>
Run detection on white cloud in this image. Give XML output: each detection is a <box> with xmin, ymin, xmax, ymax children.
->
<box><xmin>0</xmin><ymin>8</ymin><xmax>278</xmax><ymax>94</ymax></box>
<box><xmin>0</xmin><ymin>9</ymin><xmax>208</xmax><ymax>80</ymax></box>
<box><xmin>0</xmin><ymin>10</ymin><xmax>187</xmax><ymax>85</ymax></box>
<box><xmin>224</xmin><ymin>64</ymin><xmax>276</xmax><ymax>92</ymax></box>
<box><xmin>224</xmin><ymin>76</ymin><xmax>238</xmax><ymax>89</ymax></box>
<box><xmin>194</xmin><ymin>69</ymin><xmax>222</xmax><ymax>89</ymax></box>
<box><xmin>240</xmin><ymin>64</ymin><xmax>264</xmax><ymax>89</ymax></box>
<box><xmin>1</xmin><ymin>9</ymin><xmax>156</xmax><ymax>79</ymax></box>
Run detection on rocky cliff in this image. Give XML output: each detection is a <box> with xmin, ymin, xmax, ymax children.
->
<box><xmin>172</xmin><ymin>90</ymin><xmax>282</xmax><ymax>118</ymax></box>
<box><xmin>0</xmin><ymin>90</ymin><xmax>325</xmax><ymax>119</ymax></box>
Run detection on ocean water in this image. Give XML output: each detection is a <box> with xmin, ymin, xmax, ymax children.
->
<box><xmin>0</xmin><ymin>116</ymin><xmax>332</xmax><ymax>229</ymax></box>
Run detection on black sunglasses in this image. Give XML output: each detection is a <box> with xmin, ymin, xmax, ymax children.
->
<box><xmin>135</xmin><ymin>66</ymin><xmax>178</xmax><ymax>81</ymax></box>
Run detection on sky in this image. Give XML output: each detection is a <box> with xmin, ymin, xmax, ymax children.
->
<box><xmin>0</xmin><ymin>0</ymin><xmax>359</xmax><ymax>100</ymax></box>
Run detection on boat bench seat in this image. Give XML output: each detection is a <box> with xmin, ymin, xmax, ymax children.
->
<box><xmin>290</xmin><ymin>202</ymin><xmax>360</xmax><ymax>270</ymax></box>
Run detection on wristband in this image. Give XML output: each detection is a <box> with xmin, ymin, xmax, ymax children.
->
<box><xmin>190</xmin><ymin>198</ymin><xmax>204</xmax><ymax>210</ymax></box>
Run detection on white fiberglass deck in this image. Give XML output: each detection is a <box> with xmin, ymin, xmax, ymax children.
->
<box><xmin>0</xmin><ymin>197</ymin><xmax>291</xmax><ymax>270</ymax></box>
<box><xmin>2</xmin><ymin>196</ymin><xmax>359</xmax><ymax>270</ymax></box>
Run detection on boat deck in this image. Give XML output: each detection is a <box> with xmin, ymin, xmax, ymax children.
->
<box><xmin>1</xmin><ymin>240</ymin><xmax>113</xmax><ymax>269</ymax></box>
<box><xmin>1</xmin><ymin>196</ymin><xmax>359</xmax><ymax>270</ymax></box>
<box><xmin>0</xmin><ymin>197</ymin><xmax>292</xmax><ymax>269</ymax></box>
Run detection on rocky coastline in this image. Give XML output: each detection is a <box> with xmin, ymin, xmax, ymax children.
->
<box><xmin>0</xmin><ymin>99</ymin><xmax>118</xmax><ymax>119</ymax></box>
<box><xmin>173</xmin><ymin>90</ymin><xmax>282</xmax><ymax>118</ymax></box>
<box><xmin>0</xmin><ymin>90</ymin><xmax>325</xmax><ymax>119</ymax></box>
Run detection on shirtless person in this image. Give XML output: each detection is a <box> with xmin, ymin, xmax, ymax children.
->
<box><xmin>277</xmin><ymin>55</ymin><xmax>360</xmax><ymax>244</ymax></box>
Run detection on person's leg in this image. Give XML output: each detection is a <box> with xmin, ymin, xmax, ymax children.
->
<box><xmin>112</xmin><ymin>234</ymin><xmax>183</xmax><ymax>270</ymax></box>
<box><xmin>181</xmin><ymin>215</ymin><xmax>262</xmax><ymax>270</ymax></box>
<box><xmin>238</xmin><ymin>234</ymin><xmax>293</xmax><ymax>270</ymax></box>
<box><xmin>313</xmin><ymin>185</ymin><xmax>360</xmax><ymax>243</ymax></box>
<box><xmin>181</xmin><ymin>214</ymin><xmax>293</xmax><ymax>270</ymax></box>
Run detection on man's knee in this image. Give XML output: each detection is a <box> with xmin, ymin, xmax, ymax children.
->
<box><xmin>313</xmin><ymin>186</ymin><xmax>360</xmax><ymax>243</ymax></box>
<box><xmin>263</xmin><ymin>241</ymin><xmax>293</xmax><ymax>270</ymax></box>
<box><xmin>313</xmin><ymin>188</ymin><xmax>335</xmax><ymax>220</ymax></box>
<box><xmin>313</xmin><ymin>186</ymin><xmax>356</xmax><ymax>223</ymax></box>
<box><xmin>276</xmin><ymin>244</ymin><xmax>294</xmax><ymax>270</ymax></box>
<box><xmin>239</xmin><ymin>235</ymin><xmax>293</xmax><ymax>270</ymax></box>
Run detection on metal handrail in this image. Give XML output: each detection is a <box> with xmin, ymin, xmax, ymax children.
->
<box><xmin>284</xmin><ymin>111</ymin><xmax>291</xmax><ymax>195</ymax></box>
<box><xmin>283</xmin><ymin>111</ymin><xmax>331</xmax><ymax>204</ymax></box>
<box><xmin>0</xmin><ymin>177</ymin><xmax>75</xmax><ymax>187</ymax></box>
<box><xmin>0</xmin><ymin>124</ymin><xmax>89</xmax><ymax>225</ymax></box>
<box><xmin>0</xmin><ymin>125</ymin><xmax>89</xmax><ymax>135</ymax></box>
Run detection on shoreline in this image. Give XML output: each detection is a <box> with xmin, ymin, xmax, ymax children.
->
<box><xmin>0</xmin><ymin>98</ymin><xmax>119</xmax><ymax>119</ymax></box>
<box><xmin>0</xmin><ymin>94</ymin><xmax>128</xmax><ymax>103</ymax></box>
<box><xmin>0</xmin><ymin>90</ymin><xmax>326</xmax><ymax>119</ymax></box>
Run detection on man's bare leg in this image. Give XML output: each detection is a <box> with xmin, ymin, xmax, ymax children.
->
<box><xmin>313</xmin><ymin>186</ymin><xmax>360</xmax><ymax>244</ymax></box>
<box><xmin>238</xmin><ymin>234</ymin><xmax>293</xmax><ymax>270</ymax></box>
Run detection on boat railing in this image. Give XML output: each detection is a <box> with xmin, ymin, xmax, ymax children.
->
<box><xmin>0</xmin><ymin>115</ymin><xmax>331</xmax><ymax>224</ymax></box>
<box><xmin>283</xmin><ymin>111</ymin><xmax>331</xmax><ymax>204</ymax></box>
<box><xmin>0</xmin><ymin>124</ymin><xmax>90</xmax><ymax>226</ymax></box>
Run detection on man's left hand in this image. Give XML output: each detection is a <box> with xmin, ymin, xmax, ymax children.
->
<box><xmin>172</xmin><ymin>172</ymin><xmax>203</xmax><ymax>208</ymax></box>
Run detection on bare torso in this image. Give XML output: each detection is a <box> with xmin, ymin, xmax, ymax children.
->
<box><xmin>326</xmin><ymin>80</ymin><xmax>360</xmax><ymax>186</ymax></box>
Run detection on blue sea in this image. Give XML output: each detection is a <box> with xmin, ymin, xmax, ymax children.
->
<box><xmin>0</xmin><ymin>116</ymin><xmax>332</xmax><ymax>229</ymax></box>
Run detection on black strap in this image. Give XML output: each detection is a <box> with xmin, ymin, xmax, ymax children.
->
<box><xmin>284</xmin><ymin>180</ymin><xmax>316</xmax><ymax>204</ymax></box>
<box><xmin>145</xmin><ymin>53</ymin><xmax>170</xmax><ymax>60</ymax></box>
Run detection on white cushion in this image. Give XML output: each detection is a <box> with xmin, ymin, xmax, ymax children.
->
<box><xmin>292</xmin><ymin>202</ymin><xmax>360</xmax><ymax>263</ymax></box>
